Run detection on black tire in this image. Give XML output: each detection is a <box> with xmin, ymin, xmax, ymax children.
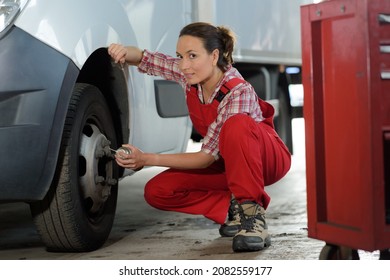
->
<box><xmin>379</xmin><ymin>249</ymin><xmax>390</xmax><ymax>260</ymax></box>
<box><xmin>30</xmin><ymin>83</ymin><xmax>118</xmax><ymax>252</ymax></box>
<box><xmin>274</xmin><ymin>87</ymin><xmax>293</xmax><ymax>154</ymax></box>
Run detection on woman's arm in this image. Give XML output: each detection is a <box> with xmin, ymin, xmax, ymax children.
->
<box><xmin>115</xmin><ymin>144</ymin><xmax>216</xmax><ymax>170</ymax></box>
<box><xmin>109</xmin><ymin>44</ymin><xmax>185</xmax><ymax>86</ymax></box>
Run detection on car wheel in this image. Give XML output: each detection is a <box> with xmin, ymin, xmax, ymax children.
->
<box><xmin>30</xmin><ymin>83</ymin><xmax>118</xmax><ymax>252</ymax></box>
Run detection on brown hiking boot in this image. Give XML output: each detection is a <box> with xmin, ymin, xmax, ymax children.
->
<box><xmin>232</xmin><ymin>201</ymin><xmax>271</xmax><ymax>252</ymax></box>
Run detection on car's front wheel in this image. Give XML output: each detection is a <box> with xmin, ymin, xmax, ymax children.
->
<box><xmin>30</xmin><ymin>83</ymin><xmax>119</xmax><ymax>252</ymax></box>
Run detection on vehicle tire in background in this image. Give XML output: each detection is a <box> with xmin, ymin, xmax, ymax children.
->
<box><xmin>30</xmin><ymin>83</ymin><xmax>118</xmax><ymax>252</ymax></box>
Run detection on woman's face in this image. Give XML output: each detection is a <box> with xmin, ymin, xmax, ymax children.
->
<box><xmin>176</xmin><ymin>35</ymin><xmax>219</xmax><ymax>85</ymax></box>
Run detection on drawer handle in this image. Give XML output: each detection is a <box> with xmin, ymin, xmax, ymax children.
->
<box><xmin>381</xmin><ymin>71</ymin><xmax>390</xmax><ymax>80</ymax></box>
<box><xmin>380</xmin><ymin>45</ymin><xmax>390</xmax><ymax>53</ymax></box>
<box><xmin>379</xmin><ymin>14</ymin><xmax>390</xmax><ymax>24</ymax></box>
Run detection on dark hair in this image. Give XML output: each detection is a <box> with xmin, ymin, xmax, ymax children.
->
<box><xmin>179</xmin><ymin>22</ymin><xmax>235</xmax><ymax>72</ymax></box>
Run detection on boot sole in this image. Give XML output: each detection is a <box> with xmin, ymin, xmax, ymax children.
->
<box><xmin>232</xmin><ymin>235</ymin><xmax>271</xmax><ymax>252</ymax></box>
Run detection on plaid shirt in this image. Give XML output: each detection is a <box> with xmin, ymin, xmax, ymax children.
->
<box><xmin>138</xmin><ymin>50</ymin><xmax>264</xmax><ymax>159</ymax></box>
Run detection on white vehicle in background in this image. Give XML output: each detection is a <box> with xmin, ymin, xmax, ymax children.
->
<box><xmin>0</xmin><ymin>0</ymin><xmax>192</xmax><ymax>252</ymax></box>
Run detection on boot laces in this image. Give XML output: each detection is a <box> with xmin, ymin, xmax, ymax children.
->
<box><xmin>228</xmin><ymin>199</ymin><xmax>240</xmax><ymax>222</ymax></box>
<box><xmin>238</xmin><ymin>203</ymin><xmax>266</xmax><ymax>232</ymax></box>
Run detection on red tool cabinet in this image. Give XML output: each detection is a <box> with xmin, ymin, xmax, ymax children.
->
<box><xmin>301</xmin><ymin>0</ymin><xmax>390</xmax><ymax>258</ymax></box>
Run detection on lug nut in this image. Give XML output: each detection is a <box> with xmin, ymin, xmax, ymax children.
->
<box><xmin>95</xmin><ymin>176</ymin><xmax>105</xmax><ymax>184</ymax></box>
<box><xmin>107</xmin><ymin>178</ymin><xmax>118</xmax><ymax>185</ymax></box>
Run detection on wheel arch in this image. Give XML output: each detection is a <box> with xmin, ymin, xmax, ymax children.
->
<box><xmin>76</xmin><ymin>48</ymin><xmax>130</xmax><ymax>157</ymax></box>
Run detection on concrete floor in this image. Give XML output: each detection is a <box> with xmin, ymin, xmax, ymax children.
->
<box><xmin>0</xmin><ymin>119</ymin><xmax>381</xmax><ymax>260</ymax></box>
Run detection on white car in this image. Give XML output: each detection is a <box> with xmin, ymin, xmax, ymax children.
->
<box><xmin>0</xmin><ymin>0</ymin><xmax>192</xmax><ymax>251</ymax></box>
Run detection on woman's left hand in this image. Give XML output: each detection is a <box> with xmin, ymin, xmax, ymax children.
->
<box><xmin>115</xmin><ymin>144</ymin><xmax>144</xmax><ymax>171</ymax></box>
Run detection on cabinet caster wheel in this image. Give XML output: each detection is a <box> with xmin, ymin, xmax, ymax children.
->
<box><xmin>379</xmin><ymin>249</ymin><xmax>390</xmax><ymax>260</ymax></box>
<box><xmin>319</xmin><ymin>244</ymin><xmax>359</xmax><ymax>260</ymax></box>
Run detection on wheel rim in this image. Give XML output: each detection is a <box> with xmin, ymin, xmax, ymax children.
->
<box><xmin>79</xmin><ymin>123</ymin><xmax>116</xmax><ymax>215</ymax></box>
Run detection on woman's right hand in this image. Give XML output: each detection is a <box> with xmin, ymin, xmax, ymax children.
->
<box><xmin>114</xmin><ymin>144</ymin><xmax>145</xmax><ymax>171</ymax></box>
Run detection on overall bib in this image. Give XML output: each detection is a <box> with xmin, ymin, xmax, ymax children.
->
<box><xmin>144</xmin><ymin>78</ymin><xmax>291</xmax><ymax>224</ymax></box>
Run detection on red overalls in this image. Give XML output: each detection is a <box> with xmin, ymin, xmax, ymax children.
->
<box><xmin>144</xmin><ymin>78</ymin><xmax>291</xmax><ymax>224</ymax></box>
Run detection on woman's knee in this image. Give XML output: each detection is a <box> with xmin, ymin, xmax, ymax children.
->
<box><xmin>144</xmin><ymin>178</ymin><xmax>160</xmax><ymax>206</ymax></box>
<box><xmin>144</xmin><ymin>172</ymin><xmax>177</xmax><ymax>208</ymax></box>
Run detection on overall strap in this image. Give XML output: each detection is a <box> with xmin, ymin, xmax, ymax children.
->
<box><xmin>214</xmin><ymin>78</ymin><xmax>245</xmax><ymax>102</ymax></box>
<box><xmin>187</xmin><ymin>77</ymin><xmax>245</xmax><ymax>102</ymax></box>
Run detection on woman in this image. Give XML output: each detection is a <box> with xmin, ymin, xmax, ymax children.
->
<box><xmin>108</xmin><ymin>22</ymin><xmax>291</xmax><ymax>252</ymax></box>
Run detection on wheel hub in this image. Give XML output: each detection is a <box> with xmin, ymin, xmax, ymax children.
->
<box><xmin>79</xmin><ymin>123</ymin><xmax>117</xmax><ymax>213</ymax></box>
